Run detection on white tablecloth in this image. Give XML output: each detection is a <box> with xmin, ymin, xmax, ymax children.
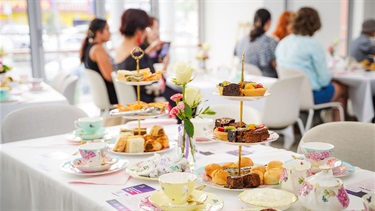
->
<box><xmin>1</xmin><ymin>124</ymin><xmax>373</xmax><ymax>210</ymax></box>
<box><xmin>333</xmin><ymin>71</ymin><xmax>375</xmax><ymax>122</ymax></box>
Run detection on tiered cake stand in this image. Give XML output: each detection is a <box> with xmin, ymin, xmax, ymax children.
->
<box><xmin>217</xmin><ymin>54</ymin><xmax>279</xmax><ymax>177</ymax></box>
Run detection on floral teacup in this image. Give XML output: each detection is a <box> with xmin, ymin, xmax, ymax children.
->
<box><xmin>78</xmin><ymin>142</ymin><xmax>107</xmax><ymax>167</ymax></box>
<box><xmin>280</xmin><ymin>159</ymin><xmax>312</xmax><ymax>195</ymax></box>
<box><xmin>300</xmin><ymin>142</ymin><xmax>334</xmax><ymax>167</ymax></box>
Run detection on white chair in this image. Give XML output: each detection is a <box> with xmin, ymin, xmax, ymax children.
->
<box><xmin>85</xmin><ymin>69</ymin><xmax>113</xmax><ymax>117</ymax></box>
<box><xmin>236</xmin><ymin>63</ymin><xmax>262</xmax><ymax>76</ymax></box>
<box><xmin>200</xmin><ymin>104</ymin><xmax>262</xmax><ymax>124</ymax></box>
<box><xmin>111</xmin><ymin>71</ymin><xmax>137</xmax><ymax>105</ymax></box>
<box><xmin>51</xmin><ymin>72</ymin><xmax>70</xmax><ymax>92</ymax></box>
<box><xmin>262</xmin><ymin>76</ymin><xmax>305</xmax><ymax>149</ymax></box>
<box><xmin>297</xmin><ymin>122</ymin><xmax>375</xmax><ymax>171</ymax></box>
<box><xmin>278</xmin><ymin>67</ymin><xmax>344</xmax><ymax>131</ymax></box>
<box><xmin>60</xmin><ymin>74</ymin><xmax>78</xmax><ymax>105</ymax></box>
<box><xmin>2</xmin><ymin>105</ymin><xmax>87</xmax><ymax>143</ymax></box>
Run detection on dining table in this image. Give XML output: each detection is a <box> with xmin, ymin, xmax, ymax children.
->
<box><xmin>332</xmin><ymin>70</ymin><xmax>375</xmax><ymax>122</ymax></box>
<box><xmin>1</xmin><ymin>124</ymin><xmax>373</xmax><ymax>211</ymax></box>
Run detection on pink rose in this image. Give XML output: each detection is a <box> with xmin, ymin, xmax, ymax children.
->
<box><xmin>176</xmin><ymin>102</ymin><xmax>185</xmax><ymax>111</ymax></box>
<box><xmin>170</xmin><ymin>107</ymin><xmax>179</xmax><ymax>116</ymax></box>
<box><xmin>170</xmin><ymin>93</ymin><xmax>183</xmax><ymax>102</ymax></box>
<box><xmin>337</xmin><ymin>187</ymin><xmax>349</xmax><ymax>208</ymax></box>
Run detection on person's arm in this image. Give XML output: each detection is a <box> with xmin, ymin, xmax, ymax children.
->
<box><xmin>358</xmin><ymin>38</ymin><xmax>375</xmax><ymax>55</ymax></box>
<box><xmin>145</xmin><ymin>40</ymin><xmax>163</xmax><ymax>56</ymax></box>
<box><xmin>91</xmin><ymin>45</ymin><xmax>113</xmax><ymax>82</ymax></box>
<box><xmin>311</xmin><ymin>42</ymin><xmax>332</xmax><ymax>87</ymax></box>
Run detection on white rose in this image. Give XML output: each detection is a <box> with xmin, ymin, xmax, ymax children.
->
<box><xmin>174</xmin><ymin>61</ymin><xmax>194</xmax><ymax>85</ymax></box>
<box><xmin>184</xmin><ymin>87</ymin><xmax>203</xmax><ymax>107</ymax></box>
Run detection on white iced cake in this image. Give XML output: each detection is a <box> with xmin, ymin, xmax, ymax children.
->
<box><xmin>125</xmin><ymin>135</ymin><xmax>145</xmax><ymax>153</ymax></box>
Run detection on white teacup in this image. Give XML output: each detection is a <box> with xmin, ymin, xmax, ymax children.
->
<box><xmin>158</xmin><ymin>172</ymin><xmax>197</xmax><ymax>205</ymax></box>
<box><xmin>78</xmin><ymin>142</ymin><xmax>107</xmax><ymax>167</ymax></box>
<box><xmin>74</xmin><ymin>117</ymin><xmax>103</xmax><ymax>134</ymax></box>
<box><xmin>30</xmin><ymin>78</ymin><xmax>43</xmax><ymax>89</ymax></box>
<box><xmin>190</xmin><ymin>118</ymin><xmax>214</xmax><ymax>138</ymax></box>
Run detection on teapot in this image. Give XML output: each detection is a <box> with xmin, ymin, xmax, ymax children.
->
<box><xmin>280</xmin><ymin>159</ymin><xmax>311</xmax><ymax>195</ymax></box>
<box><xmin>298</xmin><ymin>166</ymin><xmax>350</xmax><ymax>211</ymax></box>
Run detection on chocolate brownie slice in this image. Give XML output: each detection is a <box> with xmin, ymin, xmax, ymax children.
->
<box><xmin>215</xmin><ymin>117</ymin><xmax>235</xmax><ymax>127</ymax></box>
<box><xmin>226</xmin><ymin>176</ymin><xmax>243</xmax><ymax>189</ymax></box>
<box><xmin>222</xmin><ymin>83</ymin><xmax>240</xmax><ymax>96</ymax></box>
<box><xmin>243</xmin><ymin>173</ymin><xmax>260</xmax><ymax>188</ymax></box>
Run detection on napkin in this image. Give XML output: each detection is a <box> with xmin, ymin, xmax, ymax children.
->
<box><xmin>69</xmin><ymin>170</ymin><xmax>130</xmax><ymax>185</ymax></box>
<box><xmin>124</xmin><ymin>118</ymin><xmax>177</xmax><ymax>128</ymax></box>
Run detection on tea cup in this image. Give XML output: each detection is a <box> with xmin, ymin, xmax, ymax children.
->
<box><xmin>30</xmin><ymin>78</ymin><xmax>43</xmax><ymax>90</ymax></box>
<box><xmin>300</xmin><ymin>142</ymin><xmax>334</xmax><ymax>167</ymax></box>
<box><xmin>190</xmin><ymin>118</ymin><xmax>214</xmax><ymax>138</ymax></box>
<box><xmin>280</xmin><ymin>159</ymin><xmax>311</xmax><ymax>195</ymax></box>
<box><xmin>74</xmin><ymin>117</ymin><xmax>103</xmax><ymax>134</ymax></box>
<box><xmin>0</xmin><ymin>87</ymin><xmax>10</xmax><ymax>101</ymax></box>
<box><xmin>78</xmin><ymin>142</ymin><xmax>107</xmax><ymax>167</ymax></box>
<box><xmin>158</xmin><ymin>172</ymin><xmax>197</xmax><ymax>205</ymax></box>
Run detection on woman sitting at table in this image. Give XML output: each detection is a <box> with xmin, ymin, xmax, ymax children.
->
<box><xmin>272</xmin><ymin>11</ymin><xmax>295</xmax><ymax>41</ymax></box>
<box><xmin>234</xmin><ymin>8</ymin><xmax>278</xmax><ymax>78</ymax></box>
<box><xmin>114</xmin><ymin>9</ymin><xmax>158</xmax><ymax>103</ymax></box>
<box><xmin>275</xmin><ymin>7</ymin><xmax>348</xmax><ymax>121</ymax></box>
<box><xmin>80</xmin><ymin>18</ymin><xmax>118</xmax><ymax>104</ymax></box>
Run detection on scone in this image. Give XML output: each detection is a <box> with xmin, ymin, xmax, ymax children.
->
<box><xmin>236</xmin><ymin>157</ymin><xmax>254</xmax><ymax>167</ymax></box>
<box><xmin>251</xmin><ymin>169</ymin><xmax>264</xmax><ymax>185</ymax></box>
<box><xmin>267</xmin><ymin>160</ymin><xmax>283</xmax><ymax>171</ymax></box>
<box><xmin>212</xmin><ymin>169</ymin><xmax>230</xmax><ymax>185</ymax></box>
<box><xmin>264</xmin><ymin>168</ymin><xmax>282</xmax><ymax>185</ymax></box>
<box><xmin>221</xmin><ymin>162</ymin><xmax>238</xmax><ymax>169</ymax></box>
<box><xmin>252</xmin><ymin>165</ymin><xmax>267</xmax><ymax>175</ymax></box>
<box><xmin>205</xmin><ymin>163</ymin><xmax>222</xmax><ymax>177</ymax></box>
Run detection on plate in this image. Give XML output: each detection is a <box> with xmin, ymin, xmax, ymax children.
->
<box><xmin>174</xmin><ymin>134</ymin><xmax>216</xmax><ymax>144</ymax></box>
<box><xmin>0</xmin><ymin>96</ymin><xmax>20</xmax><ymax>103</ymax></box>
<box><xmin>213</xmin><ymin>92</ymin><xmax>270</xmax><ymax>101</ymax></box>
<box><xmin>109</xmin><ymin>109</ymin><xmax>168</xmax><ymax>119</ymax></box>
<box><xmin>213</xmin><ymin>131</ymin><xmax>279</xmax><ymax>146</ymax></box>
<box><xmin>61</xmin><ymin>157</ymin><xmax>128</xmax><ymax>176</ymax></box>
<box><xmin>300</xmin><ymin>156</ymin><xmax>355</xmax><ymax>178</ymax></box>
<box><xmin>73</xmin><ymin>128</ymin><xmax>108</xmax><ymax>140</ymax></box>
<box><xmin>115</xmin><ymin>79</ymin><xmax>158</xmax><ymax>86</ymax></box>
<box><xmin>238</xmin><ymin>188</ymin><xmax>297</xmax><ymax>211</ymax></box>
<box><xmin>148</xmin><ymin>190</ymin><xmax>224</xmax><ymax>211</ymax></box>
<box><xmin>108</xmin><ymin>141</ymin><xmax>176</xmax><ymax>156</ymax></box>
<box><xmin>70</xmin><ymin>156</ymin><xmax>118</xmax><ymax>173</ymax></box>
<box><xmin>194</xmin><ymin>164</ymin><xmax>278</xmax><ymax>192</ymax></box>
<box><xmin>65</xmin><ymin>133</ymin><xmax>116</xmax><ymax>143</ymax></box>
<box><xmin>30</xmin><ymin>86</ymin><xmax>48</xmax><ymax>92</ymax></box>
<box><xmin>126</xmin><ymin>165</ymin><xmax>159</xmax><ymax>181</ymax></box>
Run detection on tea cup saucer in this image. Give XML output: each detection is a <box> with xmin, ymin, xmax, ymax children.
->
<box><xmin>148</xmin><ymin>190</ymin><xmax>223</xmax><ymax>211</ymax></box>
<box><xmin>74</xmin><ymin>128</ymin><xmax>107</xmax><ymax>140</ymax></box>
<box><xmin>70</xmin><ymin>156</ymin><xmax>118</xmax><ymax>173</ymax></box>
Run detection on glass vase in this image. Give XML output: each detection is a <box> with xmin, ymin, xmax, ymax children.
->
<box><xmin>177</xmin><ymin>127</ymin><xmax>198</xmax><ymax>173</ymax></box>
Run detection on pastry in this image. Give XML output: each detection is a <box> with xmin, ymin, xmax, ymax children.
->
<box><xmin>113</xmin><ymin>132</ymin><xmax>131</xmax><ymax>152</ymax></box>
<box><xmin>221</xmin><ymin>162</ymin><xmax>238</xmax><ymax>169</ymax></box>
<box><xmin>227</xmin><ymin>125</ymin><xmax>270</xmax><ymax>143</ymax></box>
<box><xmin>215</xmin><ymin>117</ymin><xmax>235</xmax><ymax>127</ymax></box>
<box><xmin>205</xmin><ymin>163</ymin><xmax>223</xmax><ymax>177</ymax></box>
<box><xmin>242</xmin><ymin>173</ymin><xmax>261</xmax><ymax>188</ymax></box>
<box><xmin>251</xmin><ymin>169</ymin><xmax>264</xmax><ymax>185</ymax></box>
<box><xmin>125</xmin><ymin>135</ymin><xmax>145</xmax><ymax>153</ymax></box>
<box><xmin>150</xmin><ymin>125</ymin><xmax>165</xmax><ymax>137</ymax></box>
<box><xmin>148</xmin><ymin>102</ymin><xmax>167</xmax><ymax>111</ymax></box>
<box><xmin>236</xmin><ymin>157</ymin><xmax>254</xmax><ymax>167</ymax></box>
<box><xmin>267</xmin><ymin>160</ymin><xmax>283</xmax><ymax>171</ymax></box>
<box><xmin>214</xmin><ymin>128</ymin><xmax>228</xmax><ymax>141</ymax></box>
<box><xmin>240</xmin><ymin>82</ymin><xmax>267</xmax><ymax>96</ymax></box>
<box><xmin>144</xmin><ymin>139</ymin><xmax>162</xmax><ymax>152</ymax></box>
<box><xmin>226</xmin><ymin>176</ymin><xmax>243</xmax><ymax>189</ymax></box>
<box><xmin>212</xmin><ymin>169</ymin><xmax>230</xmax><ymax>185</ymax></box>
<box><xmin>155</xmin><ymin>135</ymin><xmax>169</xmax><ymax>148</ymax></box>
<box><xmin>264</xmin><ymin>168</ymin><xmax>282</xmax><ymax>185</ymax></box>
<box><xmin>222</xmin><ymin>83</ymin><xmax>240</xmax><ymax>96</ymax></box>
<box><xmin>251</xmin><ymin>165</ymin><xmax>267</xmax><ymax>175</ymax></box>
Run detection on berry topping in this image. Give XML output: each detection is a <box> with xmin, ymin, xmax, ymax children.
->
<box><xmin>217</xmin><ymin>127</ymin><xmax>225</xmax><ymax>132</ymax></box>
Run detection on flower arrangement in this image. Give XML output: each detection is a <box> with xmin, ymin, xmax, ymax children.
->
<box><xmin>0</xmin><ymin>61</ymin><xmax>11</xmax><ymax>74</ymax></box>
<box><xmin>195</xmin><ymin>43</ymin><xmax>210</xmax><ymax>61</ymax></box>
<box><xmin>170</xmin><ymin>61</ymin><xmax>215</xmax><ymax>163</ymax></box>
<box><xmin>328</xmin><ymin>39</ymin><xmax>339</xmax><ymax>57</ymax></box>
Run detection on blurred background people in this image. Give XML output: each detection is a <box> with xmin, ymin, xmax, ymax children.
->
<box><xmin>80</xmin><ymin>18</ymin><xmax>118</xmax><ymax>104</ymax></box>
<box><xmin>272</xmin><ymin>11</ymin><xmax>295</xmax><ymax>41</ymax></box>
<box><xmin>234</xmin><ymin>8</ymin><xmax>278</xmax><ymax>78</ymax></box>
<box><xmin>140</xmin><ymin>17</ymin><xmax>165</xmax><ymax>65</ymax></box>
<box><xmin>349</xmin><ymin>19</ymin><xmax>375</xmax><ymax>62</ymax></box>
<box><xmin>275</xmin><ymin>7</ymin><xmax>348</xmax><ymax>121</ymax></box>
<box><xmin>114</xmin><ymin>9</ymin><xmax>157</xmax><ymax>103</ymax></box>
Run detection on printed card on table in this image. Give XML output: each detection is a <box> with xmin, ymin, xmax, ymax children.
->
<box><xmin>226</xmin><ymin>149</ymin><xmax>252</xmax><ymax>156</ymax></box>
<box><xmin>107</xmin><ymin>184</ymin><xmax>156</xmax><ymax>211</ymax></box>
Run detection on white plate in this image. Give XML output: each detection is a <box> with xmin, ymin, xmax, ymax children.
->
<box><xmin>115</xmin><ymin>79</ymin><xmax>158</xmax><ymax>86</ymax></box>
<box><xmin>174</xmin><ymin>134</ymin><xmax>216</xmax><ymax>144</ymax></box>
<box><xmin>73</xmin><ymin>128</ymin><xmax>108</xmax><ymax>140</ymax></box>
<box><xmin>109</xmin><ymin>109</ymin><xmax>168</xmax><ymax>119</ymax></box>
<box><xmin>126</xmin><ymin>165</ymin><xmax>159</xmax><ymax>181</ymax></box>
<box><xmin>65</xmin><ymin>133</ymin><xmax>116</xmax><ymax>143</ymax></box>
<box><xmin>70</xmin><ymin>156</ymin><xmax>118</xmax><ymax>173</ymax></box>
<box><xmin>195</xmin><ymin>164</ymin><xmax>278</xmax><ymax>192</ymax></box>
<box><xmin>108</xmin><ymin>141</ymin><xmax>176</xmax><ymax>156</ymax></box>
<box><xmin>0</xmin><ymin>96</ymin><xmax>20</xmax><ymax>103</ymax></box>
<box><xmin>213</xmin><ymin>92</ymin><xmax>270</xmax><ymax>101</ymax></box>
<box><xmin>61</xmin><ymin>157</ymin><xmax>128</xmax><ymax>176</ymax></box>
<box><xmin>213</xmin><ymin>131</ymin><xmax>279</xmax><ymax>146</ymax></box>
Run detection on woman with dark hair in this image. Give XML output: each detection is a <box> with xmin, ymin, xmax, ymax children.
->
<box><xmin>234</xmin><ymin>8</ymin><xmax>278</xmax><ymax>78</ymax></box>
<box><xmin>273</xmin><ymin>11</ymin><xmax>295</xmax><ymax>41</ymax></box>
<box><xmin>80</xmin><ymin>18</ymin><xmax>117</xmax><ymax>104</ymax></box>
<box><xmin>115</xmin><ymin>9</ymin><xmax>158</xmax><ymax>103</ymax></box>
<box><xmin>275</xmin><ymin>7</ymin><xmax>348</xmax><ymax>121</ymax></box>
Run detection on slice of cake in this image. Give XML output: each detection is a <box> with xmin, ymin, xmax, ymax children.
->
<box><xmin>215</xmin><ymin>117</ymin><xmax>235</xmax><ymax>127</ymax></box>
<box><xmin>243</xmin><ymin>173</ymin><xmax>261</xmax><ymax>188</ymax></box>
<box><xmin>222</xmin><ymin>83</ymin><xmax>240</xmax><ymax>96</ymax></box>
<box><xmin>125</xmin><ymin>136</ymin><xmax>145</xmax><ymax>153</ymax></box>
<box><xmin>133</xmin><ymin>128</ymin><xmax>147</xmax><ymax>136</ymax></box>
<box><xmin>226</xmin><ymin>176</ymin><xmax>243</xmax><ymax>189</ymax></box>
